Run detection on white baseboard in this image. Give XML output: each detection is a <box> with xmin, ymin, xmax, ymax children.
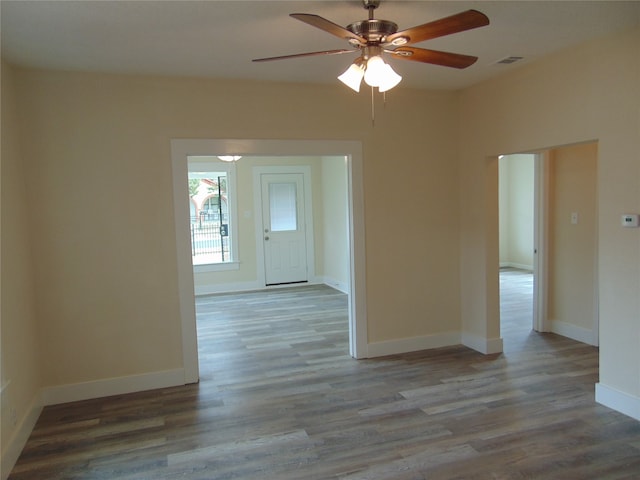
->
<box><xmin>500</xmin><ymin>262</ymin><xmax>533</xmax><ymax>271</ymax></box>
<box><xmin>194</xmin><ymin>277</ymin><xmax>344</xmax><ymax>296</ymax></box>
<box><xmin>41</xmin><ymin>368</ymin><xmax>186</xmax><ymax>406</ymax></box>
<box><xmin>366</xmin><ymin>332</ymin><xmax>461</xmax><ymax>358</ymax></box>
<box><xmin>551</xmin><ymin>320</ymin><xmax>597</xmax><ymax>346</ymax></box>
<box><xmin>595</xmin><ymin>383</ymin><xmax>640</xmax><ymax>421</ymax></box>
<box><xmin>195</xmin><ymin>280</ymin><xmax>262</xmax><ymax>296</ymax></box>
<box><xmin>462</xmin><ymin>332</ymin><xmax>504</xmax><ymax>354</ymax></box>
<box><xmin>1</xmin><ymin>393</ymin><xmax>43</xmax><ymax>480</ymax></box>
<box><xmin>320</xmin><ymin>277</ymin><xmax>349</xmax><ymax>294</ymax></box>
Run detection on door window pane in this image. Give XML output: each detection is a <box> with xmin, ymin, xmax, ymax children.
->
<box><xmin>270</xmin><ymin>183</ymin><xmax>297</xmax><ymax>231</ymax></box>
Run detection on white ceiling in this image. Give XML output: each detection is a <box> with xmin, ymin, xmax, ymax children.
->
<box><xmin>2</xmin><ymin>1</ymin><xmax>639</xmax><ymax>90</ymax></box>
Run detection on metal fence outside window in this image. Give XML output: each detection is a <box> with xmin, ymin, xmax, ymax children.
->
<box><xmin>190</xmin><ymin>216</ymin><xmax>229</xmax><ymax>262</ymax></box>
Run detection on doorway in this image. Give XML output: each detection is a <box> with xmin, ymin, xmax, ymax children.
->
<box><xmin>497</xmin><ymin>143</ymin><xmax>599</xmax><ymax>347</ymax></box>
<box><xmin>498</xmin><ymin>153</ymin><xmax>536</xmax><ymax>338</ymax></box>
<box><xmin>171</xmin><ymin>139</ymin><xmax>368</xmax><ymax>384</ymax></box>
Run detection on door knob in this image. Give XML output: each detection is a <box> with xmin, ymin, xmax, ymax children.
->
<box><xmin>264</xmin><ymin>236</ymin><xmax>269</xmax><ymax>241</ymax></box>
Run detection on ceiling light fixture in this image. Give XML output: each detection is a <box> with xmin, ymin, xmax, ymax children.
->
<box><xmin>338</xmin><ymin>47</ymin><xmax>402</xmax><ymax>93</ymax></box>
<box><xmin>217</xmin><ymin>155</ymin><xmax>242</xmax><ymax>162</ymax></box>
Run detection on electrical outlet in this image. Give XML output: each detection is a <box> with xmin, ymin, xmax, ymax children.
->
<box><xmin>571</xmin><ymin>212</ymin><xmax>579</xmax><ymax>225</ymax></box>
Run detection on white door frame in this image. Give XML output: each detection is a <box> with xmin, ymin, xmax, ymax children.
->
<box><xmin>498</xmin><ymin>152</ymin><xmax>547</xmax><ymax>334</ymax></box>
<box><xmin>253</xmin><ymin>166</ymin><xmax>315</xmax><ymax>287</ymax></box>
<box><xmin>533</xmin><ymin>152</ymin><xmax>549</xmax><ymax>332</ymax></box>
<box><xmin>171</xmin><ymin>139</ymin><xmax>368</xmax><ymax>383</ymax></box>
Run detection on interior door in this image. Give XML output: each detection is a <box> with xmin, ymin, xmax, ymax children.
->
<box><xmin>261</xmin><ymin>173</ymin><xmax>308</xmax><ymax>285</ymax></box>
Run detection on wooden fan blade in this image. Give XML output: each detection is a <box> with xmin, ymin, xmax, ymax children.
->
<box><xmin>252</xmin><ymin>49</ymin><xmax>354</xmax><ymax>63</ymax></box>
<box><xmin>290</xmin><ymin>13</ymin><xmax>366</xmax><ymax>44</ymax></box>
<box><xmin>389</xmin><ymin>47</ymin><xmax>478</xmax><ymax>69</ymax></box>
<box><xmin>386</xmin><ymin>10</ymin><xmax>489</xmax><ymax>46</ymax></box>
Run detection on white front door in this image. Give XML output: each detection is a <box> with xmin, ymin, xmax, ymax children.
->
<box><xmin>261</xmin><ymin>173</ymin><xmax>308</xmax><ymax>285</ymax></box>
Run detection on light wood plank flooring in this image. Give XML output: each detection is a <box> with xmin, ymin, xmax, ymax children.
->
<box><xmin>9</xmin><ymin>281</ymin><xmax>640</xmax><ymax>479</ymax></box>
<box><xmin>500</xmin><ymin>267</ymin><xmax>534</xmax><ymax>345</ymax></box>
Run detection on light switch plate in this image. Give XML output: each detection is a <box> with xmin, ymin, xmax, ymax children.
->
<box><xmin>621</xmin><ymin>214</ymin><xmax>639</xmax><ymax>228</ymax></box>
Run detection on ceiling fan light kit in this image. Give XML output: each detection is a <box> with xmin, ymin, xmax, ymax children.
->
<box><xmin>338</xmin><ymin>45</ymin><xmax>402</xmax><ymax>93</ymax></box>
<box><xmin>363</xmin><ymin>53</ymin><xmax>402</xmax><ymax>92</ymax></box>
<box><xmin>338</xmin><ymin>63</ymin><xmax>365</xmax><ymax>92</ymax></box>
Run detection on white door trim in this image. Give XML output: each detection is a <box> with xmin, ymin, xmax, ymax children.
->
<box><xmin>171</xmin><ymin>139</ymin><xmax>368</xmax><ymax>383</ymax></box>
<box><xmin>253</xmin><ymin>166</ymin><xmax>315</xmax><ymax>286</ymax></box>
<box><xmin>533</xmin><ymin>152</ymin><xmax>549</xmax><ymax>332</ymax></box>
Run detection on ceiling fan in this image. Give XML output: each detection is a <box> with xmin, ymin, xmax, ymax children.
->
<box><xmin>253</xmin><ymin>0</ymin><xmax>490</xmax><ymax>93</ymax></box>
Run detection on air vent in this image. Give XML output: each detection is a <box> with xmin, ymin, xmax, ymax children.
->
<box><xmin>495</xmin><ymin>56</ymin><xmax>524</xmax><ymax>65</ymax></box>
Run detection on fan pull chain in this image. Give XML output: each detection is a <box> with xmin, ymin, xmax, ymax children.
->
<box><xmin>371</xmin><ymin>86</ymin><xmax>375</xmax><ymax>126</ymax></box>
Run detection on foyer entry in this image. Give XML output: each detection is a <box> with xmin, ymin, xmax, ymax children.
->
<box><xmin>171</xmin><ymin>139</ymin><xmax>368</xmax><ymax>381</ymax></box>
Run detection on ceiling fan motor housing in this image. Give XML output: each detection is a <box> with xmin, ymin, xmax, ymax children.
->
<box><xmin>347</xmin><ymin>19</ymin><xmax>398</xmax><ymax>44</ymax></box>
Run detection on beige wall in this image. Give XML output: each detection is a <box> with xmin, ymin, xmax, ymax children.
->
<box><xmin>548</xmin><ymin>143</ymin><xmax>598</xmax><ymax>341</ymax></box>
<box><xmin>499</xmin><ymin>154</ymin><xmax>535</xmax><ymax>269</ymax></box>
<box><xmin>321</xmin><ymin>156</ymin><xmax>349</xmax><ymax>292</ymax></box>
<box><xmin>1</xmin><ymin>64</ymin><xmax>42</xmax><ymax>473</ymax></box>
<box><xmin>6</xmin><ymin>66</ymin><xmax>460</xmax><ymax>390</ymax></box>
<box><xmin>459</xmin><ymin>27</ymin><xmax>639</xmax><ymax>401</ymax></box>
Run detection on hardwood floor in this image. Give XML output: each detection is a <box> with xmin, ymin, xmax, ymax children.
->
<box><xmin>499</xmin><ymin>267</ymin><xmax>534</xmax><ymax>348</ymax></box>
<box><xmin>9</xmin><ymin>281</ymin><xmax>640</xmax><ymax>479</ymax></box>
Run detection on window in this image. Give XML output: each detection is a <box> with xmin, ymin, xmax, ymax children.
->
<box><xmin>187</xmin><ymin>157</ymin><xmax>238</xmax><ymax>269</ymax></box>
<box><xmin>269</xmin><ymin>182</ymin><xmax>298</xmax><ymax>231</ymax></box>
